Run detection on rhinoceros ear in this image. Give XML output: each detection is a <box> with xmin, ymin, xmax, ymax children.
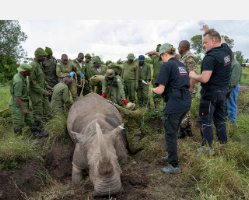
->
<box><xmin>70</xmin><ymin>131</ymin><xmax>83</xmax><ymax>143</ymax></box>
<box><xmin>109</xmin><ymin>123</ymin><xmax>124</xmax><ymax>138</ymax></box>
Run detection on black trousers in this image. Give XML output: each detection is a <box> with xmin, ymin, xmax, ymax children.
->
<box><xmin>163</xmin><ymin>111</ymin><xmax>188</xmax><ymax>167</ymax></box>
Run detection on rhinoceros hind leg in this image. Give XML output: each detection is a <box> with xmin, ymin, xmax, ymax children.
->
<box><xmin>72</xmin><ymin>165</ymin><xmax>82</xmax><ymax>183</ymax></box>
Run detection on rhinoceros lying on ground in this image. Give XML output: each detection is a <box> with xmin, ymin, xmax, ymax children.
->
<box><xmin>67</xmin><ymin>93</ymin><xmax>127</xmax><ymax>197</ymax></box>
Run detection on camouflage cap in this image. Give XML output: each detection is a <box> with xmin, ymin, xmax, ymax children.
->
<box><xmin>92</xmin><ymin>56</ymin><xmax>101</xmax><ymax>64</ymax></box>
<box><xmin>45</xmin><ymin>47</ymin><xmax>53</xmax><ymax>55</ymax></box>
<box><xmin>126</xmin><ymin>102</ymin><xmax>135</xmax><ymax>110</ymax></box>
<box><xmin>17</xmin><ymin>63</ymin><xmax>32</xmax><ymax>72</ymax></box>
<box><xmin>127</xmin><ymin>53</ymin><xmax>135</xmax><ymax>60</ymax></box>
<box><xmin>90</xmin><ymin>75</ymin><xmax>99</xmax><ymax>85</ymax></box>
<box><xmin>85</xmin><ymin>53</ymin><xmax>91</xmax><ymax>58</ymax></box>
<box><xmin>159</xmin><ymin>43</ymin><xmax>172</xmax><ymax>55</ymax></box>
<box><xmin>156</xmin><ymin>44</ymin><xmax>161</xmax><ymax>51</ymax></box>
<box><xmin>105</xmin><ymin>69</ymin><xmax>115</xmax><ymax>78</ymax></box>
<box><xmin>34</xmin><ymin>47</ymin><xmax>47</xmax><ymax>58</ymax></box>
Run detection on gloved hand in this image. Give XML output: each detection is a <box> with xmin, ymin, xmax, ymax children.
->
<box><xmin>70</xmin><ymin>72</ymin><xmax>74</xmax><ymax>77</ymax></box>
<box><xmin>123</xmin><ymin>99</ymin><xmax>128</xmax><ymax>105</ymax></box>
<box><xmin>80</xmin><ymin>73</ymin><xmax>84</xmax><ymax>78</ymax></box>
<box><xmin>101</xmin><ymin>93</ymin><xmax>105</xmax><ymax>98</ymax></box>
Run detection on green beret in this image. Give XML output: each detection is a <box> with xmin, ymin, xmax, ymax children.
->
<box><xmin>17</xmin><ymin>63</ymin><xmax>32</xmax><ymax>72</ymax></box>
<box><xmin>85</xmin><ymin>53</ymin><xmax>91</xmax><ymax>58</ymax></box>
<box><xmin>156</xmin><ymin>44</ymin><xmax>162</xmax><ymax>51</ymax></box>
<box><xmin>92</xmin><ymin>56</ymin><xmax>101</xmax><ymax>64</ymax></box>
<box><xmin>45</xmin><ymin>47</ymin><xmax>53</xmax><ymax>55</ymax></box>
<box><xmin>34</xmin><ymin>47</ymin><xmax>47</xmax><ymax>58</ymax></box>
<box><xmin>127</xmin><ymin>53</ymin><xmax>135</xmax><ymax>60</ymax></box>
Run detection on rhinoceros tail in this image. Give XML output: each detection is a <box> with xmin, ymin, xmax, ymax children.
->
<box><xmin>96</xmin><ymin>123</ymin><xmax>114</xmax><ymax>175</ymax></box>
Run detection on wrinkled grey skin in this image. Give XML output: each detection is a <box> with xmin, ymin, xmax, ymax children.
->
<box><xmin>67</xmin><ymin>93</ymin><xmax>127</xmax><ymax>197</ymax></box>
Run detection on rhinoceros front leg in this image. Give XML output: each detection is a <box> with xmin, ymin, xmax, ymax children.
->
<box><xmin>72</xmin><ymin>165</ymin><xmax>83</xmax><ymax>183</ymax></box>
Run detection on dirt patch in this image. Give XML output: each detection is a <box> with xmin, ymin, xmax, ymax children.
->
<box><xmin>0</xmin><ymin>161</ymin><xmax>47</xmax><ymax>200</ymax></box>
<box><xmin>44</xmin><ymin>143</ymin><xmax>74</xmax><ymax>182</ymax></box>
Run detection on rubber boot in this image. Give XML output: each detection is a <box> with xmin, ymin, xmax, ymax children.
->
<box><xmin>177</xmin><ymin>126</ymin><xmax>187</xmax><ymax>139</ymax></box>
<box><xmin>14</xmin><ymin>129</ymin><xmax>22</xmax><ymax>136</ymax></box>
<box><xmin>30</xmin><ymin>121</ymin><xmax>49</xmax><ymax>138</ymax></box>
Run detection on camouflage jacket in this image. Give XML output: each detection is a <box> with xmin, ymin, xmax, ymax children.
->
<box><xmin>42</xmin><ymin>57</ymin><xmax>58</xmax><ymax>88</ymax></box>
<box><xmin>178</xmin><ymin>51</ymin><xmax>197</xmax><ymax>73</ymax></box>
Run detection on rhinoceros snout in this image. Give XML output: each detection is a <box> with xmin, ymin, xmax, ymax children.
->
<box><xmin>93</xmin><ymin>186</ymin><xmax>123</xmax><ymax>197</ymax></box>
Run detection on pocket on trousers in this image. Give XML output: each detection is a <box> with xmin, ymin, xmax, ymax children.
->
<box><xmin>199</xmin><ymin>99</ymin><xmax>210</xmax><ymax>117</ymax></box>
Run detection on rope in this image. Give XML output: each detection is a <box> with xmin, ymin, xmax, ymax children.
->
<box><xmin>73</xmin><ymin>72</ymin><xmax>85</xmax><ymax>96</ymax></box>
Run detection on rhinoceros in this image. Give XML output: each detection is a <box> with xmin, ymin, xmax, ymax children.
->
<box><xmin>66</xmin><ymin>93</ymin><xmax>128</xmax><ymax>197</ymax></box>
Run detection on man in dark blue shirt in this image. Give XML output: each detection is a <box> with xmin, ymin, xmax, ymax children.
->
<box><xmin>189</xmin><ymin>25</ymin><xmax>231</xmax><ymax>154</ymax></box>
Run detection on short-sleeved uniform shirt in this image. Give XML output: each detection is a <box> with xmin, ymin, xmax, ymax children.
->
<box><xmin>156</xmin><ymin>57</ymin><xmax>191</xmax><ymax>114</ymax></box>
<box><xmin>201</xmin><ymin>43</ymin><xmax>232</xmax><ymax>91</ymax></box>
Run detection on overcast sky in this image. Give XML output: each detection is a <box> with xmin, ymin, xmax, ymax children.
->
<box><xmin>18</xmin><ymin>20</ymin><xmax>249</xmax><ymax>62</ymax></box>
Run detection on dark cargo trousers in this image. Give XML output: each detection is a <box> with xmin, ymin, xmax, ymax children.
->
<box><xmin>124</xmin><ymin>81</ymin><xmax>136</xmax><ymax>102</ymax></box>
<box><xmin>163</xmin><ymin>111</ymin><xmax>188</xmax><ymax>167</ymax></box>
<box><xmin>199</xmin><ymin>89</ymin><xmax>228</xmax><ymax>147</ymax></box>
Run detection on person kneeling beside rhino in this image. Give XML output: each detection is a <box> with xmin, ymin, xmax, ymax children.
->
<box><xmin>108</xmin><ymin>101</ymin><xmax>148</xmax><ymax>153</ymax></box>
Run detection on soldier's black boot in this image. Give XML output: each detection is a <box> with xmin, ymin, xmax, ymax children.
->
<box><xmin>177</xmin><ymin>127</ymin><xmax>187</xmax><ymax>139</ymax></box>
<box><xmin>14</xmin><ymin>129</ymin><xmax>22</xmax><ymax>136</ymax></box>
<box><xmin>30</xmin><ymin>121</ymin><xmax>48</xmax><ymax>138</ymax></box>
<box><xmin>185</xmin><ymin>125</ymin><xmax>193</xmax><ymax>137</ymax></box>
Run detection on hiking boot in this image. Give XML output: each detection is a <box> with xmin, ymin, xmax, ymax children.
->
<box><xmin>33</xmin><ymin>130</ymin><xmax>48</xmax><ymax>138</ymax></box>
<box><xmin>161</xmin><ymin>164</ymin><xmax>180</xmax><ymax>173</ymax></box>
<box><xmin>161</xmin><ymin>155</ymin><xmax>169</xmax><ymax>162</ymax></box>
<box><xmin>14</xmin><ymin>129</ymin><xmax>22</xmax><ymax>136</ymax></box>
<box><xmin>197</xmin><ymin>147</ymin><xmax>215</xmax><ymax>155</ymax></box>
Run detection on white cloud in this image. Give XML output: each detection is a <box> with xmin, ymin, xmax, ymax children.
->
<box><xmin>19</xmin><ymin>20</ymin><xmax>249</xmax><ymax>63</ymax></box>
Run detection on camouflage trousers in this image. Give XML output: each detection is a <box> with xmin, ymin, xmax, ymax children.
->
<box><xmin>126</xmin><ymin>129</ymin><xmax>147</xmax><ymax>154</ymax></box>
<box><xmin>180</xmin><ymin>88</ymin><xmax>198</xmax><ymax>128</ymax></box>
<box><xmin>30</xmin><ymin>91</ymin><xmax>51</xmax><ymax>122</ymax></box>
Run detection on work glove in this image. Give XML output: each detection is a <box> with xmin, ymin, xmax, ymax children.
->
<box><xmin>70</xmin><ymin>72</ymin><xmax>74</xmax><ymax>77</ymax></box>
<box><xmin>80</xmin><ymin>73</ymin><xmax>84</xmax><ymax>78</ymax></box>
<box><xmin>101</xmin><ymin>93</ymin><xmax>105</xmax><ymax>98</ymax></box>
<box><xmin>123</xmin><ymin>99</ymin><xmax>128</xmax><ymax>105</ymax></box>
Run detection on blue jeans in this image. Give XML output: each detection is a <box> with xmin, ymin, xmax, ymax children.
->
<box><xmin>227</xmin><ymin>84</ymin><xmax>240</xmax><ymax>124</ymax></box>
<box><xmin>198</xmin><ymin>89</ymin><xmax>228</xmax><ymax>146</ymax></box>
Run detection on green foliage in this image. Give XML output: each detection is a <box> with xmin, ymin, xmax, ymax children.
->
<box><xmin>105</xmin><ymin>60</ymin><xmax>113</xmax><ymax>66</ymax></box>
<box><xmin>2</xmin><ymin>160</ymin><xmax>20</xmax><ymax>169</ymax></box>
<box><xmin>116</xmin><ymin>58</ymin><xmax>123</xmax><ymax>64</ymax></box>
<box><xmin>235</xmin><ymin>51</ymin><xmax>244</xmax><ymax>65</ymax></box>
<box><xmin>221</xmin><ymin>35</ymin><xmax>234</xmax><ymax>49</ymax></box>
<box><xmin>145</xmin><ymin>57</ymin><xmax>152</xmax><ymax>64</ymax></box>
<box><xmin>0</xmin><ymin>20</ymin><xmax>28</xmax><ymax>82</ymax></box>
<box><xmin>190</xmin><ymin>35</ymin><xmax>203</xmax><ymax>54</ymax></box>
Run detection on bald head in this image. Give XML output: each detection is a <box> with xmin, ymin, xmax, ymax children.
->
<box><xmin>63</xmin><ymin>76</ymin><xmax>72</xmax><ymax>86</ymax></box>
<box><xmin>178</xmin><ymin>40</ymin><xmax>190</xmax><ymax>56</ymax></box>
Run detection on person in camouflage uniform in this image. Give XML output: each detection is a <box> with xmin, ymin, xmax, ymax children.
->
<box><xmin>9</xmin><ymin>63</ymin><xmax>48</xmax><ymax>138</ymax></box>
<box><xmin>72</xmin><ymin>53</ymin><xmax>90</xmax><ymax>97</ymax></box>
<box><xmin>121</xmin><ymin>53</ymin><xmax>139</xmax><ymax>103</ymax></box>
<box><xmin>108</xmin><ymin>102</ymin><xmax>147</xmax><ymax>154</ymax></box>
<box><xmin>56</xmin><ymin>54</ymin><xmax>79</xmax><ymax>102</ymax></box>
<box><xmin>176</xmin><ymin>40</ymin><xmax>198</xmax><ymax>139</ymax></box>
<box><xmin>42</xmin><ymin>47</ymin><xmax>58</xmax><ymax>101</ymax></box>
<box><xmin>84</xmin><ymin>53</ymin><xmax>94</xmax><ymax>93</ymax></box>
<box><xmin>101</xmin><ymin>69</ymin><xmax>128</xmax><ymax>105</ymax></box>
<box><xmin>145</xmin><ymin>44</ymin><xmax>163</xmax><ymax>111</ymax></box>
<box><xmin>29</xmin><ymin>48</ymin><xmax>53</xmax><ymax>127</ymax></box>
<box><xmin>51</xmin><ymin>77</ymin><xmax>73</xmax><ymax>115</ymax></box>
<box><xmin>89</xmin><ymin>75</ymin><xmax>104</xmax><ymax>95</ymax></box>
<box><xmin>137</xmin><ymin>55</ymin><xmax>151</xmax><ymax>108</ymax></box>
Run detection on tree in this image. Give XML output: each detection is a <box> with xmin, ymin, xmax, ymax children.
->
<box><xmin>235</xmin><ymin>51</ymin><xmax>244</xmax><ymax>64</ymax></box>
<box><xmin>0</xmin><ymin>20</ymin><xmax>27</xmax><ymax>60</ymax></box>
<box><xmin>116</xmin><ymin>59</ymin><xmax>123</xmax><ymax>64</ymax></box>
<box><xmin>0</xmin><ymin>20</ymin><xmax>27</xmax><ymax>82</ymax></box>
<box><xmin>221</xmin><ymin>35</ymin><xmax>234</xmax><ymax>49</ymax></box>
<box><xmin>105</xmin><ymin>60</ymin><xmax>113</xmax><ymax>66</ymax></box>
